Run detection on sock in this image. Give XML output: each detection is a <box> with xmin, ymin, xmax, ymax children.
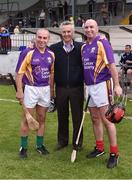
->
<box><xmin>36</xmin><ymin>136</ymin><xmax>44</xmax><ymax>147</ymax></box>
<box><xmin>110</xmin><ymin>145</ymin><xmax>119</xmax><ymax>155</ymax></box>
<box><xmin>20</xmin><ymin>136</ymin><xmax>28</xmax><ymax>149</ymax></box>
<box><xmin>96</xmin><ymin>140</ymin><xmax>104</xmax><ymax>151</ymax></box>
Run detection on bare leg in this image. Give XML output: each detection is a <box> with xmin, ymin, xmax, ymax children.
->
<box><xmin>36</xmin><ymin>105</ymin><xmax>47</xmax><ymax>136</ymax></box>
<box><xmin>99</xmin><ymin>105</ymin><xmax>117</xmax><ymax>146</ymax></box>
<box><xmin>89</xmin><ymin>107</ymin><xmax>104</xmax><ymax>141</ymax></box>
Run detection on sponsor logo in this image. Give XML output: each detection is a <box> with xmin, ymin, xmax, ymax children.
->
<box><xmin>33</xmin><ymin>58</ymin><xmax>40</xmax><ymax>62</ymax></box>
<box><xmin>90</xmin><ymin>47</ymin><xmax>96</xmax><ymax>53</ymax></box>
<box><xmin>47</xmin><ymin>57</ymin><xmax>52</xmax><ymax>64</ymax></box>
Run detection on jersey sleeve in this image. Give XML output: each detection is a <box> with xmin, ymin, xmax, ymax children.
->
<box><xmin>17</xmin><ymin>50</ymin><xmax>34</xmax><ymax>74</ymax></box>
<box><xmin>99</xmin><ymin>39</ymin><xmax>115</xmax><ymax>65</ymax></box>
<box><xmin>15</xmin><ymin>48</ymin><xmax>30</xmax><ymax>73</ymax></box>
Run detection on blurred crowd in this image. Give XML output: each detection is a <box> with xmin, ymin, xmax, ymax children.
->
<box><xmin>0</xmin><ymin>0</ymin><xmax>132</xmax><ymax>34</ymax></box>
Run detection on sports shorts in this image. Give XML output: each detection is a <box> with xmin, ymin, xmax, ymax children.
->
<box><xmin>24</xmin><ymin>85</ymin><xmax>50</xmax><ymax>108</ymax></box>
<box><xmin>85</xmin><ymin>80</ymin><xmax>113</xmax><ymax>108</ymax></box>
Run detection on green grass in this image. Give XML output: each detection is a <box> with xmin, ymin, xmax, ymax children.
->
<box><xmin>0</xmin><ymin>85</ymin><xmax>132</xmax><ymax>179</ymax></box>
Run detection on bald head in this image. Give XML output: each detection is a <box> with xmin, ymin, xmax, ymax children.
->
<box><xmin>36</xmin><ymin>29</ymin><xmax>50</xmax><ymax>51</ymax></box>
<box><xmin>84</xmin><ymin>19</ymin><xmax>99</xmax><ymax>42</ymax></box>
<box><xmin>36</xmin><ymin>28</ymin><xmax>50</xmax><ymax>39</ymax></box>
<box><xmin>85</xmin><ymin>19</ymin><xmax>98</xmax><ymax>30</ymax></box>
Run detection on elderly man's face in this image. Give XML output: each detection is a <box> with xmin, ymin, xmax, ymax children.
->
<box><xmin>61</xmin><ymin>24</ymin><xmax>74</xmax><ymax>43</ymax></box>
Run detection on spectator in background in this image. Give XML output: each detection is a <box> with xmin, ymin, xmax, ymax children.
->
<box><xmin>39</xmin><ymin>9</ymin><xmax>46</xmax><ymax>27</ymax></box>
<box><xmin>100</xmin><ymin>3</ymin><xmax>109</xmax><ymax>25</ymax></box>
<box><xmin>58</xmin><ymin>0</ymin><xmax>63</xmax><ymax>20</ymax></box>
<box><xmin>29</xmin><ymin>11</ymin><xmax>36</xmax><ymax>28</ymax></box>
<box><xmin>87</xmin><ymin>0</ymin><xmax>95</xmax><ymax>18</ymax></box>
<box><xmin>112</xmin><ymin>1</ymin><xmax>118</xmax><ymax>16</ymax></box>
<box><xmin>76</xmin><ymin>16</ymin><xmax>84</xmax><ymax>27</ymax></box>
<box><xmin>8</xmin><ymin>23</ymin><xmax>14</xmax><ymax>34</ymax></box>
<box><xmin>120</xmin><ymin>45</ymin><xmax>132</xmax><ymax>66</ymax></box>
<box><xmin>0</xmin><ymin>26</ymin><xmax>11</xmax><ymax>51</ymax></box>
<box><xmin>0</xmin><ymin>26</ymin><xmax>9</xmax><ymax>34</ymax></box>
<box><xmin>108</xmin><ymin>1</ymin><xmax>113</xmax><ymax>16</ymax></box>
<box><xmin>14</xmin><ymin>25</ymin><xmax>20</xmax><ymax>34</ymax></box>
<box><xmin>69</xmin><ymin>16</ymin><xmax>74</xmax><ymax>25</ymax></box>
<box><xmin>23</xmin><ymin>15</ymin><xmax>28</xmax><ymax>28</ymax></box>
<box><xmin>63</xmin><ymin>1</ymin><xmax>68</xmax><ymax>19</ymax></box>
<box><xmin>129</xmin><ymin>10</ymin><xmax>132</xmax><ymax>25</ymax></box>
<box><xmin>16</xmin><ymin>11</ymin><xmax>23</xmax><ymax>28</ymax></box>
<box><xmin>48</xmin><ymin>6</ymin><xmax>53</xmax><ymax>21</ymax></box>
<box><xmin>108</xmin><ymin>1</ymin><xmax>118</xmax><ymax>16</ymax></box>
<box><xmin>119</xmin><ymin>44</ymin><xmax>132</xmax><ymax>87</ymax></box>
<box><xmin>52</xmin><ymin>21</ymin><xmax>59</xmax><ymax>28</ymax></box>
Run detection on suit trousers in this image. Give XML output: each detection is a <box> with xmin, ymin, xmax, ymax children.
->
<box><xmin>55</xmin><ymin>86</ymin><xmax>84</xmax><ymax>148</ymax></box>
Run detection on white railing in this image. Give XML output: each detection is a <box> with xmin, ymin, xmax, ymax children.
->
<box><xmin>10</xmin><ymin>34</ymin><xmax>36</xmax><ymax>48</ymax></box>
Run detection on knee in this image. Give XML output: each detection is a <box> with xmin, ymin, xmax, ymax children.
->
<box><xmin>103</xmin><ymin>118</ymin><xmax>115</xmax><ymax>129</ymax></box>
<box><xmin>37</xmin><ymin>113</ymin><xmax>45</xmax><ymax>125</ymax></box>
<box><xmin>91</xmin><ymin>115</ymin><xmax>101</xmax><ymax>125</ymax></box>
<box><xmin>21</xmin><ymin>119</ymin><xmax>29</xmax><ymax>133</ymax></box>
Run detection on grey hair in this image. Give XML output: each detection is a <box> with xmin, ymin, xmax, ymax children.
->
<box><xmin>59</xmin><ymin>21</ymin><xmax>75</xmax><ymax>31</ymax></box>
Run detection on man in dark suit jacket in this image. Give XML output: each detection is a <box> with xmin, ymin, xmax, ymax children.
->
<box><xmin>50</xmin><ymin>21</ymin><xmax>84</xmax><ymax>150</ymax></box>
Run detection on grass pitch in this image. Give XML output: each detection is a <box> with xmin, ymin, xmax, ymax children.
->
<box><xmin>0</xmin><ymin>85</ymin><xmax>132</xmax><ymax>179</ymax></box>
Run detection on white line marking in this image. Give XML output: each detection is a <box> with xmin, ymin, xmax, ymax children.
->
<box><xmin>0</xmin><ymin>98</ymin><xmax>19</xmax><ymax>103</ymax></box>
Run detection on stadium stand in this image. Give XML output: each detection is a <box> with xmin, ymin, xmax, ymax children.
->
<box><xmin>0</xmin><ymin>0</ymin><xmax>132</xmax><ymax>74</ymax></box>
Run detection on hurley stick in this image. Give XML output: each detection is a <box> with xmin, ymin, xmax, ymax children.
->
<box><xmin>71</xmin><ymin>95</ymin><xmax>90</xmax><ymax>163</ymax></box>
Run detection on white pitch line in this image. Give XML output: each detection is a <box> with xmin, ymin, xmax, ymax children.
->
<box><xmin>0</xmin><ymin>98</ymin><xmax>19</xmax><ymax>103</ymax></box>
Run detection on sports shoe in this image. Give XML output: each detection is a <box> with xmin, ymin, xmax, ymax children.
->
<box><xmin>107</xmin><ymin>153</ymin><xmax>119</xmax><ymax>168</ymax></box>
<box><xmin>36</xmin><ymin>145</ymin><xmax>49</xmax><ymax>155</ymax></box>
<box><xmin>19</xmin><ymin>147</ymin><xmax>27</xmax><ymax>158</ymax></box>
<box><xmin>86</xmin><ymin>147</ymin><xmax>105</xmax><ymax>158</ymax></box>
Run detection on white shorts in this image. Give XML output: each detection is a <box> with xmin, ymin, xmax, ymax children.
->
<box><xmin>24</xmin><ymin>85</ymin><xmax>50</xmax><ymax>108</ymax></box>
<box><xmin>85</xmin><ymin>80</ymin><xmax>113</xmax><ymax>108</ymax></box>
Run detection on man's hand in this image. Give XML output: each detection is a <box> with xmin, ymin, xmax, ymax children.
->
<box><xmin>16</xmin><ymin>89</ymin><xmax>24</xmax><ymax>104</ymax></box>
<box><xmin>114</xmin><ymin>85</ymin><xmax>122</xmax><ymax>97</ymax></box>
<box><xmin>126</xmin><ymin>60</ymin><xmax>132</xmax><ymax>64</ymax></box>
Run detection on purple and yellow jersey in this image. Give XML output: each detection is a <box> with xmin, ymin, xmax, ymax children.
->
<box><xmin>81</xmin><ymin>36</ymin><xmax>115</xmax><ymax>85</ymax></box>
<box><xmin>15</xmin><ymin>47</ymin><xmax>34</xmax><ymax>73</ymax></box>
<box><xmin>16</xmin><ymin>47</ymin><xmax>55</xmax><ymax>87</ymax></box>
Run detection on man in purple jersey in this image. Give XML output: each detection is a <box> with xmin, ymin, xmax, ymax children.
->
<box><xmin>82</xmin><ymin>19</ymin><xmax>122</xmax><ymax>168</ymax></box>
<box><xmin>15</xmin><ymin>29</ymin><xmax>55</xmax><ymax>158</ymax></box>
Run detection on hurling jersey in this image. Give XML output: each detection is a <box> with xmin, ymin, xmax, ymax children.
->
<box><xmin>81</xmin><ymin>36</ymin><xmax>115</xmax><ymax>85</ymax></box>
<box><xmin>15</xmin><ymin>47</ymin><xmax>34</xmax><ymax>73</ymax></box>
<box><xmin>17</xmin><ymin>47</ymin><xmax>55</xmax><ymax>87</ymax></box>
